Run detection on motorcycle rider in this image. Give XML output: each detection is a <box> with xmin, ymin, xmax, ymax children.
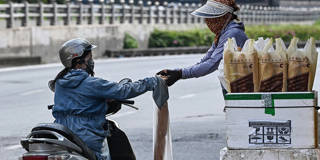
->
<box><xmin>49</xmin><ymin>38</ymin><xmax>167</xmax><ymax>160</ymax></box>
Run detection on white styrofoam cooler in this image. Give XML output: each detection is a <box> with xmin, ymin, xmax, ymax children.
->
<box><xmin>225</xmin><ymin>91</ymin><xmax>318</xmax><ymax>149</ymax></box>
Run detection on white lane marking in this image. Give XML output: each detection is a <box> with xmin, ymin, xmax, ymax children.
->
<box><xmin>20</xmin><ymin>89</ymin><xmax>44</xmax><ymax>96</ymax></box>
<box><xmin>108</xmin><ymin>110</ymin><xmax>137</xmax><ymax>118</ymax></box>
<box><xmin>4</xmin><ymin>144</ymin><xmax>22</xmax><ymax>150</ymax></box>
<box><xmin>178</xmin><ymin>94</ymin><xmax>196</xmax><ymax>99</ymax></box>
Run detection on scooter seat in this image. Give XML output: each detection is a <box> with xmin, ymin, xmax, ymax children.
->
<box><xmin>32</xmin><ymin>123</ymin><xmax>97</xmax><ymax>160</ymax></box>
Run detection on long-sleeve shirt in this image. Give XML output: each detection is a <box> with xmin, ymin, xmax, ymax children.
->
<box><xmin>53</xmin><ymin>69</ymin><xmax>160</xmax><ymax>159</ymax></box>
<box><xmin>181</xmin><ymin>20</ymin><xmax>248</xmax><ymax>79</ymax></box>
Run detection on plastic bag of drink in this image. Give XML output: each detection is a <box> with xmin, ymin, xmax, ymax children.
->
<box><xmin>287</xmin><ymin>37</ymin><xmax>311</xmax><ymax>91</ymax></box>
<box><xmin>304</xmin><ymin>37</ymin><xmax>318</xmax><ymax>91</ymax></box>
<box><xmin>153</xmin><ymin>102</ymin><xmax>173</xmax><ymax>160</ymax></box>
<box><xmin>257</xmin><ymin>38</ymin><xmax>287</xmax><ymax>92</ymax></box>
<box><xmin>224</xmin><ymin>38</ymin><xmax>259</xmax><ymax>92</ymax></box>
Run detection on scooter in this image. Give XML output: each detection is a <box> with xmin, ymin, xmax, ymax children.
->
<box><xmin>20</xmin><ymin>99</ymin><xmax>137</xmax><ymax>160</ymax></box>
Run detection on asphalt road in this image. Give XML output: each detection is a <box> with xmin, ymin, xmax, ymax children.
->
<box><xmin>0</xmin><ymin>54</ymin><xmax>227</xmax><ymax>160</ymax></box>
<box><xmin>2</xmin><ymin>50</ymin><xmax>320</xmax><ymax>160</ymax></box>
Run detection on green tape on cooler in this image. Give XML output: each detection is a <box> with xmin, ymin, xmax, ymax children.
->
<box><xmin>224</xmin><ymin>92</ymin><xmax>314</xmax><ymax>100</ymax></box>
<box><xmin>272</xmin><ymin>93</ymin><xmax>314</xmax><ymax>99</ymax></box>
<box><xmin>262</xmin><ymin>94</ymin><xmax>275</xmax><ymax>116</ymax></box>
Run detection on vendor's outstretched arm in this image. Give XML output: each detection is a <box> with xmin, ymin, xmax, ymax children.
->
<box><xmin>180</xmin><ymin>31</ymin><xmax>246</xmax><ymax>79</ymax></box>
<box><xmin>181</xmin><ymin>38</ymin><xmax>226</xmax><ymax>79</ymax></box>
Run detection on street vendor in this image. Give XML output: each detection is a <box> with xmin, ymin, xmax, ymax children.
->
<box><xmin>157</xmin><ymin>0</ymin><xmax>248</xmax><ymax>95</ymax></box>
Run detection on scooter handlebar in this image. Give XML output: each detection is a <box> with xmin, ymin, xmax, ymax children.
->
<box><xmin>47</xmin><ymin>100</ymin><xmax>135</xmax><ymax>110</ymax></box>
<box><xmin>116</xmin><ymin>99</ymin><xmax>135</xmax><ymax>105</ymax></box>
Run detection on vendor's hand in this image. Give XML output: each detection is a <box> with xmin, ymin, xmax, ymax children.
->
<box><xmin>156</xmin><ymin>69</ymin><xmax>182</xmax><ymax>86</ymax></box>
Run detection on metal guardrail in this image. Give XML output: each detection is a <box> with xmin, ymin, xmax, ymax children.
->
<box><xmin>1</xmin><ymin>1</ymin><xmax>320</xmax><ymax>28</ymax></box>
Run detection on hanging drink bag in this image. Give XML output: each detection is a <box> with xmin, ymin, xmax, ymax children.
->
<box><xmin>304</xmin><ymin>37</ymin><xmax>318</xmax><ymax>91</ymax></box>
<box><xmin>287</xmin><ymin>37</ymin><xmax>310</xmax><ymax>91</ymax></box>
<box><xmin>224</xmin><ymin>38</ymin><xmax>258</xmax><ymax>92</ymax></box>
<box><xmin>258</xmin><ymin>38</ymin><xmax>286</xmax><ymax>92</ymax></box>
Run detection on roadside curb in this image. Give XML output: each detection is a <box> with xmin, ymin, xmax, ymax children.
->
<box><xmin>0</xmin><ymin>56</ymin><xmax>41</xmax><ymax>67</ymax></box>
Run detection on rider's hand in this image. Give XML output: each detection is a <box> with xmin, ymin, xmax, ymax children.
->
<box><xmin>156</xmin><ymin>69</ymin><xmax>182</xmax><ymax>86</ymax></box>
<box><xmin>159</xmin><ymin>75</ymin><xmax>168</xmax><ymax>86</ymax></box>
<box><xmin>159</xmin><ymin>75</ymin><xmax>168</xmax><ymax>81</ymax></box>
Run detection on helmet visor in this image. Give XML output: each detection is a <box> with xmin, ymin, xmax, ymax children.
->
<box><xmin>85</xmin><ymin>44</ymin><xmax>97</xmax><ymax>52</ymax></box>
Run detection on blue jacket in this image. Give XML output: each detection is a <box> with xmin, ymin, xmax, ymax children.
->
<box><xmin>181</xmin><ymin>20</ymin><xmax>248</xmax><ymax>79</ymax></box>
<box><xmin>53</xmin><ymin>69</ymin><xmax>158</xmax><ymax>159</ymax></box>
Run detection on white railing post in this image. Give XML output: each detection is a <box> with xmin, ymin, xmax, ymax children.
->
<box><xmin>77</xmin><ymin>0</ymin><xmax>83</xmax><ymax>25</ymax></box>
<box><xmin>164</xmin><ymin>1</ymin><xmax>169</xmax><ymax>24</ymax></box>
<box><xmin>37</xmin><ymin>1</ymin><xmax>44</xmax><ymax>26</ymax></box>
<box><xmin>185</xmin><ymin>3</ymin><xmax>190</xmax><ymax>24</ymax></box>
<box><xmin>139</xmin><ymin>0</ymin><xmax>143</xmax><ymax>24</ymax></box>
<box><xmin>7</xmin><ymin>2</ymin><xmax>14</xmax><ymax>28</ymax></box>
<box><xmin>120</xmin><ymin>0</ymin><xmax>125</xmax><ymax>24</ymax></box>
<box><xmin>155</xmin><ymin>1</ymin><xmax>160</xmax><ymax>24</ymax></box>
<box><xmin>99</xmin><ymin>0</ymin><xmax>105</xmax><ymax>24</ymax></box>
<box><xmin>172</xmin><ymin>3</ymin><xmax>176</xmax><ymax>24</ymax></box>
<box><xmin>129</xmin><ymin>0</ymin><xmax>134</xmax><ymax>24</ymax></box>
<box><xmin>253</xmin><ymin>6</ymin><xmax>257</xmax><ymax>24</ymax></box>
<box><xmin>147</xmin><ymin>1</ymin><xmax>152</xmax><ymax>24</ymax></box>
<box><xmin>23</xmin><ymin>1</ymin><xmax>29</xmax><ymax>27</ymax></box>
<box><xmin>178</xmin><ymin>3</ymin><xmax>182</xmax><ymax>24</ymax></box>
<box><xmin>89</xmin><ymin>0</ymin><xmax>94</xmax><ymax>25</ymax></box>
<box><xmin>197</xmin><ymin>3</ymin><xmax>201</xmax><ymax>23</ymax></box>
<box><xmin>190</xmin><ymin>3</ymin><xmax>196</xmax><ymax>23</ymax></box>
<box><xmin>65</xmin><ymin>1</ymin><xmax>71</xmax><ymax>25</ymax></box>
<box><xmin>51</xmin><ymin>2</ymin><xmax>58</xmax><ymax>25</ymax></box>
<box><xmin>110</xmin><ymin>0</ymin><xmax>115</xmax><ymax>24</ymax></box>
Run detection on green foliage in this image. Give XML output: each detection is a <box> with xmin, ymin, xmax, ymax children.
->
<box><xmin>123</xmin><ymin>33</ymin><xmax>138</xmax><ymax>49</ymax></box>
<box><xmin>245</xmin><ymin>24</ymin><xmax>320</xmax><ymax>42</ymax></box>
<box><xmin>313</xmin><ymin>19</ymin><xmax>320</xmax><ymax>26</ymax></box>
<box><xmin>149</xmin><ymin>25</ymin><xmax>320</xmax><ymax>48</ymax></box>
<box><xmin>56</xmin><ymin>0</ymin><xmax>67</xmax><ymax>4</ymax></box>
<box><xmin>148</xmin><ymin>29</ymin><xmax>214</xmax><ymax>48</ymax></box>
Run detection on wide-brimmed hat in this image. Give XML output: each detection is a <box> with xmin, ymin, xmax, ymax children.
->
<box><xmin>191</xmin><ymin>0</ymin><xmax>235</xmax><ymax>18</ymax></box>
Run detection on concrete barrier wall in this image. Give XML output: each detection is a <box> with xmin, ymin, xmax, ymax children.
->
<box><xmin>0</xmin><ymin>24</ymin><xmax>206</xmax><ymax>63</ymax></box>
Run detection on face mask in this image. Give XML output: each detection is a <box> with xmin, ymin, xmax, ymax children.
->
<box><xmin>86</xmin><ymin>58</ymin><xmax>95</xmax><ymax>76</ymax></box>
<box><xmin>205</xmin><ymin>13</ymin><xmax>232</xmax><ymax>45</ymax></box>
